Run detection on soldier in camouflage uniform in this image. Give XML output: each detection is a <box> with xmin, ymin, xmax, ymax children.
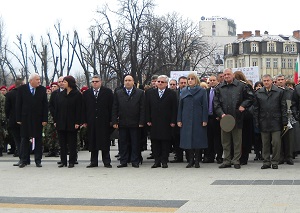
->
<box><xmin>43</xmin><ymin>90</ymin><xmax>59</xmax><ymax>157</ymax></box>
<box><xmin>0</xmin><ymin>92</ymin><xmax>6</xmax><ymax>156</ymax></box>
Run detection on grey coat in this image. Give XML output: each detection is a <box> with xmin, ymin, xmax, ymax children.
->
<box><xmin>177</xmin><ymin>86</ymin><xmax>208</xmax><ymax>149</ymax></box>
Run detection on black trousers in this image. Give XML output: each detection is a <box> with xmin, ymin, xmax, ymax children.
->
<box><xmin>90</xmin><ymin>150</ymin><xmax>111</xmax><ymax>165</ymax></box>
<box><xmin>118</xmin><ymin>127</ymin><xmax>141</xmax><ymax>165</ymax></box>
<box><xmin>152</xmin><ymin>139</ymin><xmax>170</xmax><ymax>164</ymax></box>
<box><xmin>10</xmin><ymin>127</ymin><xmax>21</xmax><ymax>158</ymax></box>
<box><xmin>58</xmin><ymin>130</ymin><xmax>77</xmax><ymax>165</ymax></box>
<box><xmin>205</xmin><ymin>115</ymin><xmax>222</xmax><ymax>160</ymax></box>
<box><xmin>20</xmin><ymin>136</ymin><xmax>42</xmax><ymax>164</ymax></box>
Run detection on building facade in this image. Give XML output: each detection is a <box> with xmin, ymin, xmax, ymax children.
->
<box><xmin>224</xmin><ymin>30</ymin><xmax>300</xmax><ymax>80</ymax></box>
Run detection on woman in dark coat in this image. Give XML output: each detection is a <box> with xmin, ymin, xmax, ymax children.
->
<box><xmin>54</xmin><ymin>76</ymin><xmax>82</xmax><ymax>168</ymax></box>
<box><xmin>177</xmin><ymin>72</ymin><xmax>208</xmax><ymax>168</ymax></box>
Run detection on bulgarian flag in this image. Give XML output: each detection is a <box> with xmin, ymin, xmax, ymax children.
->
<box><xmin>295</xmin><ymin>53</ymin><xmax>300</xmax><ymax>84</ymax></box>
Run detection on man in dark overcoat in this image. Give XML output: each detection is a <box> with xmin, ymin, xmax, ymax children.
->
<box><xmin>82</xmin><ymin>75</ymin><xmax>114</xmax><ymax>168</ymax></box>
<box><xmin>5</xmin><ymin>77</ymin><xmax>24</xmax><ymax>165</ymax></box>
<box><xmin>16</xmin><ymin>73</ymin><xmax>48</xmax><ymax>168</ymax></box>
<box><xmin>146</xmin><ymin>75</ymin><xmax>177</xmax><ymax>168</ymax></box>
<box><xmin>254</xmin><ymin>74</ymin><xmax>287</xmax><ymax>169</ymax></box>
<box><xmin>112</xmin><ymin>75</ymin><xmax>145</xmax><ymax>168</ymax></box>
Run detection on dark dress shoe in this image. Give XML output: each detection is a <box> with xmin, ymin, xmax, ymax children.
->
<box><xmin>261</xmin><ymin>165</ymin><xmax>271</xmax><ymax>169</ymax></box>
<box><xmin>19</xmin><ymin>163</ymin><xmax>26</xmax><ymax>168</ymax></box>
<box><xmin>13</xmin><ymin>162</ymin><xmax>21</xmax><ymax>166</ymax></box>
<box><xmin>186</xmin><ymin>162</ymin><xmax>194</xmax><ymax>168</ymax></box>
<box><xmin>234</xmin><ymin>164</ymin><xmax>241</xmax><ymax>169</ymax></box>
<box><xmin>36</xmin><ymin>163</ymin><xmax>42</xmax><ymax>167</ymax></box>
<box><xmin>68</xmin><ymin>164</ymin><xmax>74</xmax><ymax>168</ymax></box>
<box><xmin>104</xmin><ymin>164</ymin><xmax>112</xmax><ymax>168</ymax></box>
<box><xmin>278</xmin><ymin>160</ymin><xmax>284</xmax><ymax>165</ymax></box>
<box><xmin>57</xmin><ymin>161</ymin><xmax>62</xmax><ymax>164</ymax></box>
<box><xmin>272</xmin><ymin>164</ymin><xmax>278</xmax><ymax>169</ymax></box>
<box><xmin>170</xmin><ymin>159</ymin><xmax>183</xmax><ymax>163</ymax></box>
<box><xmin>219</xmin><ymin>164</ymin><xmax>231</xmax><ymax>168</ymax></box>
<box><xmin>151</xmin><ymin>163</ymin><xmax>161</xmax><ymax>168</ymax></box>
<box><xmin>286</xmin><ymin>159</ymin><xmax>294</xmax><ymax>165</ymax></box>
<box><xmin>132</xmin><ymin>163</ymin><xmax>139</xmax><ymax>168</ymax></box>
<box><xmin>162</xmin><ymin>164</ymin><xmax>168</xmax><ymax>168</ymax></box>
<box><xmin>86</xmin><ymin>164</ymin><xmax>98</xmax><ymax>168</ymax></box>
<box><xmin>240</xmin><ymin>162</ymin><xmax>247</xmax><ymax>165</ymax></box>
<box><xmin>115</xmin><ymin>154</ymin><xmax>120</xmax><ymax>158</ymax></box>
<box><xmin>117</xmin><ymin>164</ymin><xmax>127</xmax><ymax>168</ymax></box>
<box><xmin>75</xmin><ymin>161</ymin><xmax>78</xmax><ymax>164</ymax></box>
<box><xmin>216</xmin><ymin>158</ymin><xmax>223</xmax><ymax>164</ymax></box>
<box><xmin>58</xmin><ymin>164</ymin><xmax>67</xmax><ymax>168</ymax></box>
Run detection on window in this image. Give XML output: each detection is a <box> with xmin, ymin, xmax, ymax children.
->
<box><xmin>267</xmin><ymin>42</ymin><xmax>275</xmax><ymax>52</ymax></box>
<box><xmin>266</xmin><ymin>58</ymin><xmax>271</xmax><ymax>68</ymax></box>
<box><xmin>291</xmin><ymin>44</ymin><xmax>295</xmax><ymax>52</ymax></box>
<box><xmin>252</xmin><ymin>58</ymin><xmax>258</xmax><ymax>66</ymax></box>
<box><xmin>239</xmin><ymin>43</ymin><xmax>243</xmax><ymax>54</ymax></box>
<box><xmin>288</xmin><ymin>59</ymin><xmax>293</xmax><ymax>68</ymax></box>
<box><xmin>251</xmin><ymin>43</ymin><xmax>258</xmax><ymax>52</ymax></box>
<box><xmin>273</xmin><ymin>58</ymin><xmax>278</xmax><ymax>68</ymax></box>
<box><xmin>227</xmin><ymin>44</ymin><xmax>232</xmax><ymax>54</ymax></box>
<box><xmin>282</xmin><ymin>58</ymin><xmax>286</xmax><ymax>68</ymax></box>
<box><xmin>284</xmin><ymin>45</ymin><xmax>289</xmax><ymax>52</ymax></box>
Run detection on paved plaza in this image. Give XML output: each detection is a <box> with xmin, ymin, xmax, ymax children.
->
<box><xmin>0</xmin><ymin>142</ymin><xmax>300</xmax><ymax>213</ymax></box>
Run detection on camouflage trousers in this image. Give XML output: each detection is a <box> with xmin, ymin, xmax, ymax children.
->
<box><xmin>43</xmin><ymin>123</ymin><xmax>60</xmax><ymax>152</ymax></box>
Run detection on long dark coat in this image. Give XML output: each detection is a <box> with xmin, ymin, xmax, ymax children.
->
<box><xmin>54</xmin><ymin>89</ymin><xmax>82</xmax><ymax>131</ymax></box>
<box><xmin>177</xmin><ymin>86</ymin><xmax>208</xmax><ymax>149</ymax></box>
<box><xmin>5</xmin><ymin>88</ymin><xmax>19</xmax><ymax>128</ymax></box>
<box><xmin>16</xmin><ymin>84</ymin><xmax>48</xmax><ymax>137</ymax></box>
<box><xmin>146</xmin><ymin>88</ymin><xmax>177</xmax><ymax>140</ymax></box>
<box><xmin>253</xmin><ymin>85</ymin><xmax>287</xmax><ymax>132</ymax></box>
<box><xmin>82</xmin><ymin>87</ymin><xmax>113</xmax><ymax>151</ymax></box>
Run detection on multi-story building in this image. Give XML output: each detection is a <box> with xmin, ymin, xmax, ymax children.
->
<box><xmin>224</xmin><ymin>30</ymin><xmax>300</xmax><ymax>80</ymax></box>
<box><xmin>198</xmin><ymin>16</ymin><xmax>237</xmax><ymax>74</ymax></box>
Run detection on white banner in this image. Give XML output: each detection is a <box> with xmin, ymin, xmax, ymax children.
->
<box><xmin>232</xmin><ymin>66</ymin><xmax>260</xmax><ymax>84</ymax></box>
<box><xmin>169</xmin><ymin>71</ymin><xmax>197</xmax><ymax>82</ymax></box>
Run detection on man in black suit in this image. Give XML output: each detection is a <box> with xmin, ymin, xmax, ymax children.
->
<box><xmin>5</xmin><ymin>77</ymin><xmax>24</xmax><ymax>165</ymax></box>
<box><xmin>146</xmin><ymin>75</ymin><xmax>177</xmax><ymax>168</ymax></box>
<box><xmin>82</xmin><ymin>75</ymin><xmax>114</xmax><ymax>168</ymax></box>
<box><xmin>203</xmin><ymin>75</ymin><xmax>223</xmax><ymax>164</ymax></box>
<box><xmin>112</xmin><ymin>75</ymin><xmax>145</xmax><ymax>168</ymax></box>
<box><xmin>16</xmin><ymin>73</ymin><xmax>48</xmax><ymax>168</ymax></box>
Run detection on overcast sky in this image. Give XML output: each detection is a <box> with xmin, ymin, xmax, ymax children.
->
<box><xmin>1</xmin><ymin>0</ymin><xmax>299</xmax><ymax>43</ymax></box>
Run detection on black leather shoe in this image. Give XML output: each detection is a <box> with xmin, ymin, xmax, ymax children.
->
<box><xmin>170</xmin><ymin>159</ymin><xmax>183</xmax><ymax>163</ymax></box>
<box><xmin>261</xmin><ymin>165</ymin><xmax>271</xmax><ymax>169</ymax></box>
<box><xmin>234</xmin><ymin>164</ymin><xmax>241</xmax><ymax>169</ymax></box>
<box><xmin>13</xmin><ymin>162</ymin><xmax>21</xmax><ymax>166</ymax></box>
<box><xmin>75</xmin><ymin>161</ymin><xmax>78</xmax><ymax>164</ymax></box>
<box><xmin>58</xmin><ymin>164</ymin><xmax>67</xmax><ymax>168</ymax></box>
<box><xmin>117</xmin><ymin>164</ymin><xmax>127</xmax><ymax>168</ymax></box>
<box><xmin>68</xmin><ymin>164</ymin><xmax>74</xmax><ymax>168</ymax></box>
<box><xmin>151</xmin><ymin>163</ymin><xmax>161</xmax><ymax>168</ymax></box>
<box><xmin>57</xmin><ymin>161</ymin><xmax>62</xmax><ymax>164</ymax></box>
<box><xmin>132</xmin><ymin>163</ymin><xmax>139</xmax><ymax>168</ymax></box>
<box><xmin>162</xmin><ymin>164</ymin><xmax>168</xmax><ymax>168</ymax></box>
<box><xmin>195</xmin><ymin>162</ymin><xmax>200</xmax><ymax>168</ymax></box>
<box><xmin>240</xmin><ymin>161</ymin><xmax>247</xmax><ymax>165</ymax></box>
<box><xmin>219</xmin><ymin>164</ymin><xmax>231</xmax><ymax>168</ymax></box>
<box><xmin>186</xmin><ymin>162</ymin><xmax>194</xmax><ymax>168</ymax></box>
<box><xmin>19</xmin><ymin>163</ymin><xmax>26</xmax><ymax>168</ymax></box>
<box><xmin>86</xmin><ymin>163</ymin><xmax>98</xmax><ymax>168</ymax></box>
<box><xmin>104</xmin><ymin>164</ymin><xmax>112</xmax><ymax>168</ymax></box>
<box><xmin>216</xmin><ymin>158</ymin><xmax>223</xmax><ymax>164</ymax></box>
<box><xmin>286</xmin><ymin>159</ymin><xmax>294</xmax><ymax>165</ymax></box>
<box><xmin>278</xmin><ymin>161</ymin><xmax>284</xmax><ymax>165</ymax></box>
<box><xmin>272</xmin><ymin>164</ymin><xmax>278</xmax><ymax>169</ymax></box>
<box><xmin>36</xmin><ymin>163</ymin><xmax>42</xmax><ymax>167</ymax></box>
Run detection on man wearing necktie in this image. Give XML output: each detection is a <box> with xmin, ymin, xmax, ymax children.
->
<box><xmin>112</xmin><ymin>75</ymin><xmax>145</xmax><ymax>168</ymax></box>
<box><xmin>203</xmin><ymin>75</ymin><xmax>223</xmax><ymax>164</ymax></box>
<box><xmin>146</xmin><ymin>75</ymin><xmax>177</xmax><ymax>168</ymax></box>
<box><xmin>16</xmin><ymin>73</ymin><xmax>48</xmax><ymax>168</ymax></box>
<box><xmin>82</xmin><ymin>75</ymin><xmax>114</xmax><ymax>168</ymax></box>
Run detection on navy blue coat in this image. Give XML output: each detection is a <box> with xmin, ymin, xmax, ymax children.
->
<box><xmin>177</xmin><ymin>86</ymin><xmax>208</xmax><ymax>149</ymax></box>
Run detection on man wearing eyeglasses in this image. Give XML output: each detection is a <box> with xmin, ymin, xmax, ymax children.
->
<box><xmin>82</xmin><ymin>75</ymin><xmax>114</xmax><ymax>168</ymax></box>
<box><xmin>146</xmin><ymin>75</ymin><xmax>177</xmax><ymax>168</ymax></box>
<box><xmin>169</xmin><ymin>79</ymin><xmax>177</xmax><ymax>90</ymax></box>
